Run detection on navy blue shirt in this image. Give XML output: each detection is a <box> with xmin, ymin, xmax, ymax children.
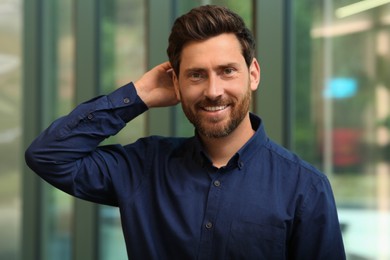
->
<box><xmin>25</xmin><ymin>82</ymin><xmax>345</xmax><ymax>259</ymax></box>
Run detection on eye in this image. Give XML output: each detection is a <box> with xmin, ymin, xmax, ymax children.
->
<box><xmin>188</xmin><ymin>71</ymin><xmax>205</xmax><ymax>82</ymax></box>
<box><xmin>191</xmin><ymin>72</ymin><xmax>201</xmax><ymax>78</ymax></box>
<box><xmin>222</xmin><ymin>67</ymin><xmax>237</xmax><ymax>77</ymax></box>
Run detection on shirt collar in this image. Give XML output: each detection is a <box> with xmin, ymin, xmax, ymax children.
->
<box><xmin>191</xmin><ymin>113</ymin><xmax>268</xmax><ymax>169</ymax></box>
<box><xmin>235</xmin><ymin>113</ymin><xmax>268</xmax><ymax>167</ymax></box>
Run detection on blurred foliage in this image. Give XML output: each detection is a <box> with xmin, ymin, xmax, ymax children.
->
<box><xmin>211</xmin><ymin>0</ymin><xmax>253</xmax><ymax>28</ymax></box>
<box><xmin>378</xmin><ymin>116</ymin><xmax>390</xmax><ymax>129</ymax></box>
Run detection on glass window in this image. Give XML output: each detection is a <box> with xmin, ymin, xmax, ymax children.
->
<box><xmin>292</xmin><ymin>1</ymin><xmax>390</xmax><ymax>259</ymax></box>
<box><xmin>0</xmin><ymin>0</ymin><xmax>22</xmax><ymax>259</ymax></box>
<box><xmin>98</xmin><ymin>0</ymin><xmax>146</xmax><ymax>259</ymax></box>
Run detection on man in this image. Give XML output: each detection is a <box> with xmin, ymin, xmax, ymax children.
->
<box><xmin>25</xmin><ymin>5</ymin><xmax>346</xmax><ymax>259</ymax></box>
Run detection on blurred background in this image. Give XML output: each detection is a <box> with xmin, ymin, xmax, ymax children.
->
<box><xmin>0</xmin><ymin>0</ymin><xmax>389</xmax><ymax>259</ymax></box>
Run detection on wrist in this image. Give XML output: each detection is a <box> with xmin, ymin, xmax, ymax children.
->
<box><xmin>133</xmin><ymin>81</ymin><xmax>152</xmax><ymax>108</ymax></box>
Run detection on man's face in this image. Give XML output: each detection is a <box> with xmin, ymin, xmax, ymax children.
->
<box><xmin>173</xmin><ymin>33</ymin><xmax>260</xmax><ymax>138</ymax></box>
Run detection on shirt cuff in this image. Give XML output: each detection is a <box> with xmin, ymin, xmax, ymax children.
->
<box><xmin>107</xmin><ymin>82</ymin><xmax>149</xmax><ymax>122</ymax></box>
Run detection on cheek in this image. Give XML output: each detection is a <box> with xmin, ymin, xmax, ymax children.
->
<box><xmin>178</xmin><ymin>84</ymin><xmax>203</xmax><ymax>102</ymax></box>
<box><xmin>227</xmin><ymin>81</ymin><xmax>251</xmax><ymax>98</ymax></box>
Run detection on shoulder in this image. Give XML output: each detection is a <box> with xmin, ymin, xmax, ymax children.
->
<box><xmin>262</xmin><ymin>139</ymin><xmax>329</xmax><ymax>184</ymax></box>
<box><xmin>261</xmin><ymin>140</ymin><xmax>337</xmax><ymax>216</ymax></box>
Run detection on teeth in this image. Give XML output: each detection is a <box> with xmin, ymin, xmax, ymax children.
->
<box><xmin>204</xmin><ymin>106</ymin><xmax>227</xmax><ymax>111</ymax></box>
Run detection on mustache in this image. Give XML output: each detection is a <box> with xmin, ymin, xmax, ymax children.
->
<box><xmin>197</xmin><ymin>97</ymin><xmax>230</xmax><ymax>107</ymax></box>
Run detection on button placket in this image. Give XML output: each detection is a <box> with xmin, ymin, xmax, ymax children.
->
<box><xmin>203</xmin><ymin>179</ymin><xmax>221</xmax><ymax>231</ymax></box>
<box><xmin>198</xmin><ymin>173</ymin><xmax>223</xmax><ymax>256</ymax></box>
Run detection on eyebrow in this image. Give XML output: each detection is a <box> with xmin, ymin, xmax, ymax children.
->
<box><xmin>183</xmin><ymin>63</ymin><xmax>241</xmax><ymax>74</ymax></box>
<box><xmin>183</xmin><ymin>68</ymin><xmax>205</xmax><ymax>74</ymax></box>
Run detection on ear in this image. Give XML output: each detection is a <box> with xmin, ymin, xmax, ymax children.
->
<box><xmin>249</xmin><ymin>58</ymin><xmax>260</xmax><ymax>91</ymax></box>
<box><xmin>172</xmin><ymin>70</ymin><xmax>181</xmax><ymax>101</ymax></box>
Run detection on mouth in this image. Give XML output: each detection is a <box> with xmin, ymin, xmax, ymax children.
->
<box><xmin>203</xmin><ymin>105</ymin><xmax>228</xmax><ymax>112</ymax></box>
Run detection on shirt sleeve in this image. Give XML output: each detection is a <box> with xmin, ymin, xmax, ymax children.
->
<box><xmin>289</xmin><ymin>175</ymin><xmax>346</xmax><ymax>259</ymax></box>
<box><xmin>25</xmin><ymin>82</ymin><xmax>149</xmax><ymax>206</ymax></box>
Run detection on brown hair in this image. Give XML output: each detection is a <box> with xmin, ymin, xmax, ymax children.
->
<box><xmin>167</xmin><ymin>5</ymin><xmax>255</xmax><ymax>75</ymax></box>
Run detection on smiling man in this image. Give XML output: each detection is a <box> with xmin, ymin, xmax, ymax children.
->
<box><xmin>172</xmin><ymin>33</ymin><xmax>259</xmax><ymax>167</ymax></box>
<box><xmin>25</xmin><ymin>5</ymin><xmax>346</xmax><ymax>259</ymax></box>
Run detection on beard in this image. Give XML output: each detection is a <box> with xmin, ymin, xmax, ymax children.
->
<box><xmin>180</xmin><ymin>85</ymin><xmax>252</xmax><ymax>139</ymax></box>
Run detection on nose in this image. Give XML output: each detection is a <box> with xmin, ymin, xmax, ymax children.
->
<box><xmin>204</xmin><ymin>74</ymin><xmax>223</xmax><ymax>99</ymax></box>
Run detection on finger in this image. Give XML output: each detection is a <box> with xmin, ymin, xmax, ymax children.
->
<box><xmin>159</xmin><ymin>61</ymin><xmax>172</xmax><ymax>71</ymax></box>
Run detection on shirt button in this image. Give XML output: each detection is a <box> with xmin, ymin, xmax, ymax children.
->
<box><xmin>214</xmin><ymin>180</ymin><xmax>221</xmax><ymax>187</ymax></box>
<box><xmin>123</xmin><ymin>97</ymin><xmax>130</xmax><ymax>104</ymax></box>
<box><xmin>87</xmin><ymin>114</ymin><xmax>93</xmax><ymax>120</ymax></box>
<box><xmin>205</xmin><ymin>222</ymin><xmax>213</xmax><ymax>229</ymax></box>
<box><xmin>238</xmin><ymin>161</ymin><xmax>244</xmax><ymax>169</ymax></box>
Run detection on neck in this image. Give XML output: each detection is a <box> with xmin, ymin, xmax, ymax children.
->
<box><xmin>199</xmin><ymin>114</ymin><xmax>254</xmax><ymax>168</ymax></box>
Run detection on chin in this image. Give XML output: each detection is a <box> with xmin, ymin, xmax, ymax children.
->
<box><xmin>197</xmin><ymin>121</ymin><xmax>237</xmax><ymax>138</ymax></box>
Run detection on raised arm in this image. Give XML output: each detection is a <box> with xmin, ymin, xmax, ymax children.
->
<box><xmin>25</xmin><ymin>62</ymin><xmax>178</xmax><ymax>206</ymax></box>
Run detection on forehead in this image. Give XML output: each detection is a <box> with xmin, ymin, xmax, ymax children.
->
<box><xmin>179</xmin><ymin>33</ymin><xmax>245</xmax><ymax>70</ymax></box>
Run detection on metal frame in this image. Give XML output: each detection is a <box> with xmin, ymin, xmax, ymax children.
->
<box><xmin>253</xmin><ymin>0</ymin><xmax>290</xmax><ymax>146</ymax></box>
<box><xmin>22</xmin><ymin>0</ymin><xmax>60</xmax><ymax>258</ymax></box>
<box><xmin>22</xmin><ymin>0</ymin><xmax>44</xmax><ymax>258</ymax></box>
<box><xmin>146</xmin><ymin>0</ymin><xmax>175</xmax><ymax>136</ymax></box>
<box><xmin>73</xmin><ymin>1</ymin><xmax>100</xmax><ymax>259</ymax></box>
